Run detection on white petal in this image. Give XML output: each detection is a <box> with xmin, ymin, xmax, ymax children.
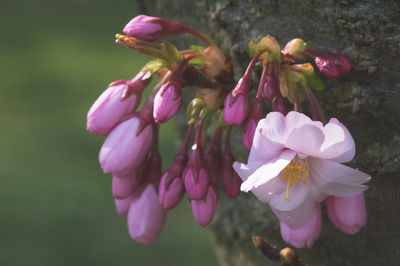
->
<box><xmin>271</xmin><ymin>197</ymin><xmax>315</xmax><ymax>228</ymax></box>
<box><xmin>240</xmin><ymin>150</ymin><xmax>296</xmax><ymax>192</ymax></box>
<box><xmin>232</xmin><ymin>161</ymin><xmax>265</xmax><ymax>182</ymax></box>
<box><xmin>285</xmin><ymin>124</ymin><xmax>325</xmax><ymax>158</ymax></box>
<box><xmin>319</xmin><ymin>118</ymin><xmax>355</xmax><ymax>163</ymax></box>
<box><xmin>309</xmin><ymin>158</ymin><xmax>371</xmax><ymax>197</ymax></box>
<box><xmin>251</xmin><ymin>176</ymin><xmax>286</xmax><ymax>203</ymax></box>
<box><xmin>249</xmin><ymin>113</ymin><xmax>286</xmax><ymax>163</ymax></box>
<box><xmin>269</xmin><ymin>178</ymin><xmax>310</xmax><ymax>212</ymax></box>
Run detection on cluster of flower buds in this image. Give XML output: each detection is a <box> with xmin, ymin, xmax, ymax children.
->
<box><xmin>87</xmin><ymin>14</ymin><xmax>370</xmax><ymax>249</ymax></box>
<box><xmin>87</xmin><ymin>14</ymin><xmax>242</xmax><ymax>244</ymax></box>
<box><xmin>222</xmin><ymin>35</ymin><xmax>353</xmax><ymax>150</ymax></box>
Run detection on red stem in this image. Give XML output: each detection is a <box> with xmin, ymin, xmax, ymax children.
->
<box><xmin>256</xmin><ymin>64</ymin><xmax>269</xmax><ymax>99</ymax></box>
<box><xmin>181</xmin><ymin>123</ymin><xmax>195</xmax><ymax>152</ymax></box>
<box><xmin>183</xmin><ymin>26</ymin><xmax>213</xmax><ymax>46</ymax></box>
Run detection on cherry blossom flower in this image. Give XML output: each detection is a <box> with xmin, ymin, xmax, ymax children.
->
<box><xmin>233</xmin><ymin>111</ymin><xmax>371</xmax><ymax>229</ymax></box>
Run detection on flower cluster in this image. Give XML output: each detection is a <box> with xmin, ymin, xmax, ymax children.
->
<box><xmin>87</xmin><ymin>14</ymin><xmax>370</xmax><ymax>249</ymax></box>
<box><xmin>230</xmin><ymin>37</ymin><xmax>370</xmax><ymax>248</ymax></box>
<box><xmin>87</xmin><ymin>15</ymin><xmax>240</xmax><ymax>244</ymax></box>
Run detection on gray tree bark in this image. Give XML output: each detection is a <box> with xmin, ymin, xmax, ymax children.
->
<box><xmin>141</xmin><ymin>1</ymin><xmax>400</xmax><ymax>265</ymax></box>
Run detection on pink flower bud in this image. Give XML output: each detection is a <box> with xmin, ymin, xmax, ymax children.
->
<box><xmin>191</xmin><ymin>185</ymin><xmax>218</xmax><ymax>227</ymax></box>
<box><xmin>153</xmin><ymin>81</ymin><xmax>182</xmax><ymax>123</ymax></box>
<box><xmin>114</xmin><ymin>193</ymin><xmax>134</xmax><ymax>218</ymax></box>
<box><xmin>272</xmin><ymin>96</ymin><xmax>287</xmax><ymax>115</ymax></box>
<box><xmin>280</xmin><ymin>203</ymin><xmax>322</xmax><ymax>249</ymax></box>
<box><xmin>262</xmin><ymin>65</ymin><xmax>278</xmax><ymax>100</ymax></box>
<box><xmin>224</xmin><ymin>92</ymin><xmax>249</xmax><ymax>125</ymax></box>
<box><xmin>326</xmin><ymin>193</ymin><xmax>367</xmax><ymax>235</ymax></box>
<box><xmin>305</xmin><ymin>49</ymin><xmax>351</xmax><ymax>78</ymax></box>
<box><xmin>332</xmin><ymin>55</ymin><xmax>351</xmax><ymax>74</ymax></box>
<box><xmin>121</xmin><ymin>71</ymin><xmax>153</xmax><ymax>100</ymax></box>
<box><xmin>123</xmin><ymin>15</ymin><xmax>185</xmax><ymax>42</ymax></box>
<box><xmin>87</xmin><ymin>81</ymin><xmax>140</xmax><ymax>135</ymax></box>
<box><xmin>183</xmin><ymin>136</ymin><xmax>209</xmax><ymax>200</ymax></box>
<box><xmin>314</xmin><ymin>57</ymin><xmax>340</xmax><ymax>79</ymax></box>
<box><xmin>112</xmin><ymin>172</ymin><xmax>141</xmax><ymax>199</ymax></box>
<box><xmin>159</xmin><ymin>128</ymin><xmax>191</xmax><ymax>210</ymax></box>
<box><xmin>127</xmin><ymin>184</ymin><xmax>167</xmax><ymax>244</ymax></box>
<box><xmin>183</xmin><ymin>162</ymin><xmax>208</xmax><ymax>200</ymax></box>
<box><xmin>221</xmin><ymin>144</ymin><xmax>242</xmax><ymax>198</ymax></box>
<box><xmin>159</xmin><ymin>173</ymin><xmax>185</xmax><ymax>210</ymax></box>
<box><xmin>99</xmin><ymin>116</ymin><xmax>153</xmax><ymax>176</ymax></box>
<box><xmin>242</xmin><ymin>98</ymin><xmax>264</xmax><ymax>150</ymax></box>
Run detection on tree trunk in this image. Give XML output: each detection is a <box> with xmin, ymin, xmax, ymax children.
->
<box><xmin>141</xmin><ymin>1</ymin><xmax>400</xmax><ymax>265</ymax></box>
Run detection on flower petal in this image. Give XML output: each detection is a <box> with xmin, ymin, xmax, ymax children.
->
<box><xmin>319</xmin><ymin>118</ymin><xmax>355</xmax><ymax>163</ymax></box>
<box><xmin>279</xmin><ymin>203</ymin><xmax>322</xmax><ymax>248</ymax></box>
<box><xmin>251</xmin><ymin>176</ymin><xmax>286</xmax><ymax>203</ymax></box>
<box><xmin>285</xmin><ymin>124</ymin><xmax>325</xmax><ymax>158</ymax></box>
<box><xmin>269</xmin><ymin>176</ymin><xmax>310</xmax><ymax>212</ymax></box>
<box><xmin>309</xmin><ymin>158</ymin><xmax>370</xmax><ymax>197</ymax></box>
<box><xmin>285</xmin><ymin>111</ymin><xmax>317</xmax><ymax>133</ymax></box>
<box><xmin>240</xmin><ymin>150</ymin><xmax>296</xmax><ymax>192</ymax></box>
<box><xmin>232</xmin><ymin>160</ymin><xmax>265</xmax><ymax>182</ymax></box>
<box><xmin>271</xmin><ymin>196</ymin><xmax>315</xmax><ymax>228</ymax></box>
<box><xmin>249</xmin><ymin>112</ymin><xmax>286</xmax><ymax>163</ymax></box>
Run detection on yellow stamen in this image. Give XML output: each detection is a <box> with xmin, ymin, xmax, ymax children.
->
<box><xmin>115</xmin><ymin>34</ymin><xmax>137</xmax><ymax>44</ymax></box>
<box><xmin>281</xmin><ymin>156</ymin><xmax>309</xmax><ymax>201</ymax></box>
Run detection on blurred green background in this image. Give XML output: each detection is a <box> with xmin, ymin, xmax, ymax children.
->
<box><xmin>0</xmin><ymin>1</ymin><xmax>218</xmax><ymax>265</ymax></box>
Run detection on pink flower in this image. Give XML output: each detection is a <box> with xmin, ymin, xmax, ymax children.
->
<box><xmin>191</xmin><ymin>185</ymin><xmax>218</xmax><ymax>227</ymax></box>
<box><xmin>159</xmin><ymin>173</ymin><xmax>185</xmax><ymax>210</ymax></box>
<box><xmin>223</xmin><ymin>92</ymin><xmax>249</xmax><ymax>125</ymax></box>
<box><xmin>242</xmin><ymin>98</ymin><xmax>264</xmax><ymax>150</ymax></box>
<box><xmin>314</xmin><ymin>57</ymin><xmax>340</xmax><ymax>79</ymax></box>
<box><xmin>127</xmin><ymin>184</ymin><xmax>167</xmax><ymax>244</ymax></box>
<box><xmin>112</xmin><ymin>172</ymin><xmax>141</xmax><ymax>199</ymax></box>
<box><xmin>305</xmin><ymin>49</ymin><xmax>351</xmax><ymax>78</ymax></box>
<box><xmin>221</xmin><ymin>133</ymin><xmax>242</xmax><ymax>198</ymax></box>
<box><xmin>86</xmin><ymin>81</ymin><xmax>140</xmax><ymax>135</ymax></box>
<box><xmin>99</xmin><ymin>116</ymin><xmax>153</xmax><ymax>176</ymax></box>
<box><xmin>114</xmin><ymin>193</ymin><xmax>134</xmax><ymax>218</ymax></box>
<box><xmin>272</xmin><ymin>95</ymin><xmax>287</xmax><ymax>114</ymax></box>
<box><xmin>153</xmin><ymin>81</ymin><xmax>182</xmax><ymax>124</ymax></box>
<box><xmin>233</xmin><ymin>111</ymin><xmax>371</xmax><ymax>229</ymax></box>
<box><xmin>183</xmin><ymin>153</ymin><xmax>209</xmax><ymax>201</ymax></box>
<box><xmin>280</xmin><ymin>203</ymin><xmax>322</xmax><ymax>248</ymax></box>
<box><xmin>123</xmin><ymin>15</ymin><xmax>185</xmax><ymax>42</ymax></box>
<box><xmin>183</xmin><ymin>122</ymin><xmax>209</xmax><ymax>200</ymax></box>
<box><xmin>262</xmin><ymin>65</ymin><xmax>278</xmax><ymax>100</ymax></box>
<box><xmin>326</xmin><ymin>193</ymin><xmax>367</xmax><ymax>234</ymax></box>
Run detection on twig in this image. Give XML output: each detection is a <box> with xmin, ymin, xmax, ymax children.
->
<box><xmin>252</xmin><ymin>236</ymin><xmax>308</xmax><ymax>266</ymax></box>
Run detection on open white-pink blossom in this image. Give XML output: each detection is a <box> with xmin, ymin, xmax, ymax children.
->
<box><xmin>233</xmin><ymin>111</ymin><xmax>371</xmax><ymax>228</ymax></box>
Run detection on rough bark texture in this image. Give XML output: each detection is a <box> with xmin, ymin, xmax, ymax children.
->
<box><xmin>141</xmin><ymin>1</ymin><xmax>400</xmax><ymax>265</ymax></box>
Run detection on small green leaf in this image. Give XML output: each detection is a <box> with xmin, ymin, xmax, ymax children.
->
<box><xmin>143</xmin><ymin>60</ymin><xmax>165</xmax><ymax>71</ymax></box>
<box><xmin>162</xmin><ymin>41</ymin><xmax>181</xmax><ymax>63</ymax></box>
<box><xmin>305</xmin><ymin>72</ymin><xmax>325</xmax><ymax>91</ymax></box>
<box><xmin>188</xmin><ymin>56</ymin><xmax>204</xmax><ymax>67</ymax></box>
<box><xmin>190</xmin><ymin>45</ymin><xmax>205</xmax><ymax>52</ymax></box>
<box><xmin>268</xmin><ymin>51</ymin><xmax>281</xmax><ymax>64</ymax></box>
